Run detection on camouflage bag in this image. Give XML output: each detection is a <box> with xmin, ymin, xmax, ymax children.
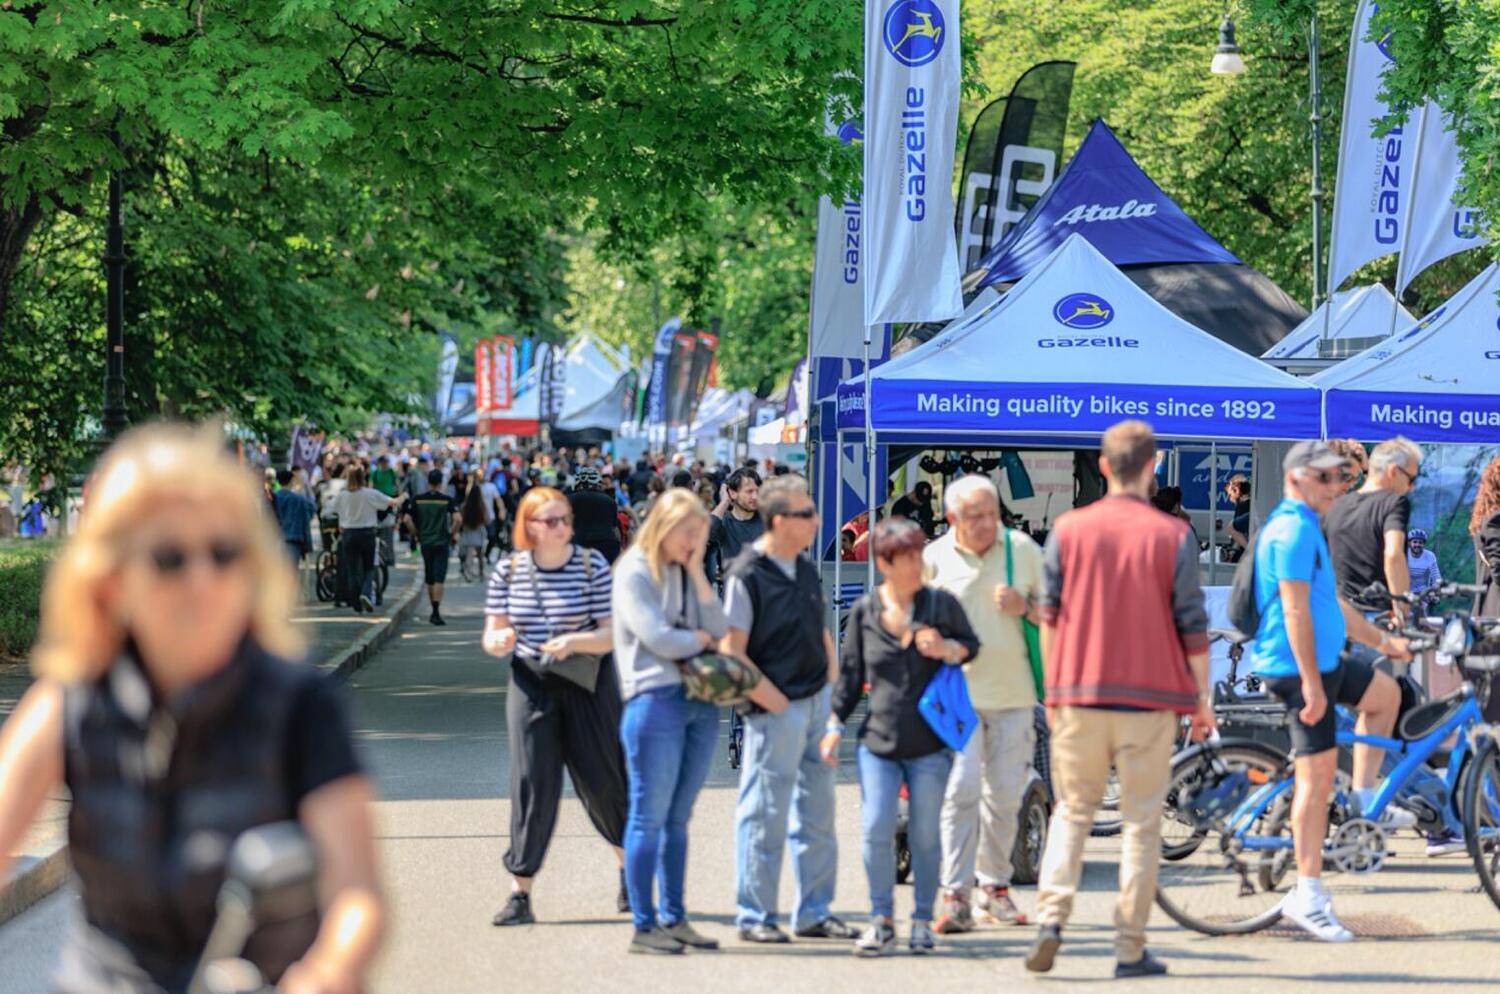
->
<box><xmin>677</xmin><ymin>651</ymin><xmax>762</xmax><ymax>707</ymax></box>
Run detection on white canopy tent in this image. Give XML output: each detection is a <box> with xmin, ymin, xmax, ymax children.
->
<box><xmin>1262</xmin><ymin>283</ymin><xmax>1415</xmax><ymax>362</ymax></box>
<box><xmin>1315</xmin><ymin>263</ymin><xmax>1500</xmax><ymax>444</ymax></box>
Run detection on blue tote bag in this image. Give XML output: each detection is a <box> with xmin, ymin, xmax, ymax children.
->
<box><xmin>918</xmin><ymin>662</ymin><xmax>978</xmax><ymax>752</ymax></box>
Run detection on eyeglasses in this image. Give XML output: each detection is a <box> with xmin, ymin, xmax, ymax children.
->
<box><xmin>1306</xmin><ymin>468</ymin><xmax>1353</xmax><ymax>486</ymax></box>
<box><xmin>779</xmin><ymin>507</ymin><xmax>818</xmax><ymax>520</ymax></box>
<box><xmin>533</xmin><ymin>514</ymin><xmax>573</xmax><ymax>529</ymax></box>
<box><xmin>142</xmin><ymin>540</ymin><xmax>246</xmax><ymax>576</ymax></box>
<box><xmin>1395</xmin><ymin>464</ymin><xmax>1421</xmax><ymax>485</ymax></box>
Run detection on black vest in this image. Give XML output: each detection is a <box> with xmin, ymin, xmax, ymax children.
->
<box><xmin>64</xmin><ymin>641</ymin><xmax>319</xmax><ymax>993</ymax></box>
<box><xmin>728</xmin><ymin>549</ymin><xmax>827</xmax><ymax>704</ymax></box>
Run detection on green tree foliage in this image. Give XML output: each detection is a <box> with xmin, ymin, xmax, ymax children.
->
<box><xmin>0</xmin><ymin>1</ymin><xmax>867</xmax><ymax>472</ymax></box>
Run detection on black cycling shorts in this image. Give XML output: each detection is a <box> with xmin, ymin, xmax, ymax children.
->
<box><xmin>1264</xmin><ymin>654</ymin><xmax>1378</xmax><ymax>756</ymax></box>
<box><xmin>421</xmin><ymin>543</ymin><xmax>451</xmax><ymax>585</ymax></box>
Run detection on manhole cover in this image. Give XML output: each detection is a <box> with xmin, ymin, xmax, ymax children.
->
<box><xmin>1257</xmin><ymin>913</ymin><xmax>1429</xmax><ymax>939</ymax></box>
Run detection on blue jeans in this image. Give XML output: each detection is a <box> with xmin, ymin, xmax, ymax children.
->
<box><xmin>734</xmin><ymin>687</ymin><xmax>838</xmax><ymax>931</ymax></box>
<box><xmin>858</xmin><ymin>745</ymin><xmax>952</xmax><ymax>922</ymax></box>
<box><xmin>620</xmin><ymin>685</ymin><xmax>719</xmax><ymax>931</ymax></box>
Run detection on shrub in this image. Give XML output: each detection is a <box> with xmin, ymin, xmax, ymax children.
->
<box><xmin>0</xmin><ymin>540</ymin><xmax>55</xmax><ymax>661</ymax></box>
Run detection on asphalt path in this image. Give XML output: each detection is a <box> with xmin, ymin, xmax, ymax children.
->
<box><xmin>5</xmin><ymin>576</ymin><xmax>1500</xmax><ymax>992</ymax></box>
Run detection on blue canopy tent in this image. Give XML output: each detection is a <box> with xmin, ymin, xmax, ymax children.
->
<box><xmin>839</xmin><ymin>234</ymin><xmax>1322</xmax><ymax>444</ymax></box>
<box><xmin>1315</xmin><ymin>263</ymin><xmax>1500</xmax><ymax>444</ymax></box>
<box><xmin>965</xmin><ymin>120</ymin><xmax>1306</xmax><ymax>355</ymax></box>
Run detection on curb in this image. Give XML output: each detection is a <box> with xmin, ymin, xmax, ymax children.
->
<box><xmin>0</xmin><ymin>566</ymin><xmax>426</xmax><ymax>927</ymax></box>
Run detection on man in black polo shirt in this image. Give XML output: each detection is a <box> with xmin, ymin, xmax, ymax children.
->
<box><xmin>722</xmin><ymin>474</ymin><xmax>855</xmax><ymax>946</ymax></box>
<box><xmin>404</xmin><ymin>469</ymin><xmax>460</xmax><ymax>625</ymax></box>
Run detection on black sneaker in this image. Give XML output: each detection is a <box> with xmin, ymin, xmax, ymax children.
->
<box><xmin>795</xmin><ymin>916</ymin><xmax>859</xmax><ymax>940</ymax></box>
<box><xmin>618</xmin><ymin>869</ymin><xmax>631</xmax><ymax>914</ymax></box>
<box><xmin>738</xmin><ymin>923</ymin><xmax>790</xmax><ymax>944</ymax></box>
<box><xmin>630</xmin><ymin>927</ymin><xmax>685</xmax><ymax>955</ymax></box>
<box><xmin>430</xmin><ymin>611</ymin><xmax>446</xmax><ymax>626</ymax></box>
<box><xmin>492</xmin><ymin>891</ymin><xmax>534</xmax><ymax>927</ymax></box>
<box><xmin>1115</xmin><ymin>950</ymin><xmax>1168</xmax><ymax>978</ymax></box>
<box><xmin>1024</xmin><ymin>924</ymin><xmax>1062</xmax><ymax>973</ymax></box>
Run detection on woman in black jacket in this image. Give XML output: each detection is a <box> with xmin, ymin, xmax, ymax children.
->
<box><xmin>820</xmin><ymin>517</ymin><xmax>978</xmax><ymax>958</ymax></box>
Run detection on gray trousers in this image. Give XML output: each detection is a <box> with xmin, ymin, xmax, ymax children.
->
<box><xmin>940</xmin><ymin>706</ymin><xmax>1035</xmax><ymax>891</ymax></box>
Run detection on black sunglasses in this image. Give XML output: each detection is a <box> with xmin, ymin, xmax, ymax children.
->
<box><xmin>1395</xmin><ymin>464</ymin><xmax>1421</xmax><ymax>485</ymax></box>
<box><xmin>779</xmin><ymin>507</ymin><xmax>818</xmax><ymax>520</ymax></box>
<box><xmin>145</xmin><ymin>540</ymin><xmax>246</xmax><ymax>576</ymax></box>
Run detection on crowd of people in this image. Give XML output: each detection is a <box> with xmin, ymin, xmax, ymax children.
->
<box><xmin>2</xmin><ymin>417</ymin><xmax>1500</xmax><ymax>991</ymax></box>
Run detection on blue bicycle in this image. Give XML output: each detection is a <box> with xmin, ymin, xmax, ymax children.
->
<box><xmin>1155</xmin><ymin>589</ymin><xmax>1500</xmax><ymax>935</ymax></box>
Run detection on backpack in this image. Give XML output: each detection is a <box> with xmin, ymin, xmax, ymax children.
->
<box><xmin>1226</xmin><ymin>518</ymin><xmax>1320</xmax><ymax>639</ymax></box>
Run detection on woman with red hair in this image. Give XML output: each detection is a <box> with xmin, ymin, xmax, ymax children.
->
<box><xmin>482</xmin><ymin>486</ymin><xmax>627</xmax><ymax>927</ymax></box>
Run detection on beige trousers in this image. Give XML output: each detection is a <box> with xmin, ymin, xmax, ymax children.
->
<box><xmin>1035</xmin><ymin>706</ymin><xmax>1177</xmax><ymax>962</ymax></box>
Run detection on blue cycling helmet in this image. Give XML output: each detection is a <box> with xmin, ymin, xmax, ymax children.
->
<box><xmin>1408</xmin><ymin>528</ymin><xmax>1427</xmax><ymax>542</ymax></box>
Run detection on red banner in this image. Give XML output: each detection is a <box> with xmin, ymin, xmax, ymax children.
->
<box><xmin>494</xmin><ymin>335</ymin><xmax>513</xmax><ymax>411</ymax></box>
<box><xmin>475</xmin><ymin>339</ymin><xmax>494</xmax><ymax>413</ymax></box>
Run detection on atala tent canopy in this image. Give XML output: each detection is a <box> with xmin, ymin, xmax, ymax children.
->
<box><xmin>837</xmin><ymin>234</ymin><xmax>1321</xmax><ymax>442</ymax></box>
<box><xmin>1315</xmin><ymin>264</ymin><xmax>1500</xmax><ymax>443</ymax></box>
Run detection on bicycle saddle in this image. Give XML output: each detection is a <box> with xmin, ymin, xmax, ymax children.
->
<box><xmin>1209</xmin><ymin>627</ymin><xmax>1253</xmax><ymax>646</ymax></box>
<box><xmin>1397</xmin><ymin>690</ymin><xmax>1468</xmax><ymax>741</ymax></box>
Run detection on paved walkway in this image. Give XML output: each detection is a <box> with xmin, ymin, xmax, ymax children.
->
<box><xmin>4</xmin><ymin>577</ymin><xmax>1500</xmax><ymax>992</ymax></box>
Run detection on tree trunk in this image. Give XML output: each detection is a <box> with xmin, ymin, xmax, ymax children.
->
<box><xmin>0</xmin><ymin>196</ymin><xmax>44</xmax><ymax>338</ymax></box>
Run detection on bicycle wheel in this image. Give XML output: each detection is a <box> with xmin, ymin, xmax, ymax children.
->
<box><xmin>1462</xmin><ymin>735</ymin><xmax>1500</xmax><ymax>911</ymax></box>
<box><xmin>1155</xmin><ymin>739</ymin><xmax>1294</xmax><ymax>936</ymax></box>
<box><xmin>315</xmin><ymin>552</ymin><xmax>338</xmax><ymax>602</ymax></box>
<box><xmin>1161</xmin><ymin>739</ymin><xmax>1288</xmax><ymax>861</ymax></box>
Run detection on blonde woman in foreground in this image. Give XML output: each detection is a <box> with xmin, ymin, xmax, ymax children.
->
<box><xmin>0</xmin><ymin>423</ymin><xmax>383</xmax><ymax>994</ymax></box>
<box><xmin>611</xmin><ymin>489</ymin><xmax>786</xmax><ymax>954</ymax></box>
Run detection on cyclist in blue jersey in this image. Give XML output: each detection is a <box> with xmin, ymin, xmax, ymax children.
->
<box><xmin>1251</xmin><ymin>441</ymin><xmax>1412</xmax><ymax>942</ymax></box>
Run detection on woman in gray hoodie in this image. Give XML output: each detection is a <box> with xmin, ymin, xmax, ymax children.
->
<box><xmin>611</xmin><ymin>489</ymin><xmax>786</xmax><ymax>955</ymax></box>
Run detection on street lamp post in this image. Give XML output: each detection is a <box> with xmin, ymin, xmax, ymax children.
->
<box><xmin>1209</xmin><ymin>11</ymin><xmax>1324</xmax><ymax>312</ymax></box>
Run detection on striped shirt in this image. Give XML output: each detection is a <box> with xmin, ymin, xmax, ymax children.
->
<box><xmin>485</xmin><ymin>545</ymin><xmax>612</xmax><ymax>659</ymax></box>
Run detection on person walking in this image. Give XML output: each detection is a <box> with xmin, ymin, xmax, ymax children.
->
<box><xmin>923</xmin><ymin>475</ymin><xmax>1043</xmax><ymax>933</ymax></box>
<box><xmin>404</xmin><ymin>469</ymin><xmax>460</xmax><ymax>625</ymax></box>
<box><xmin>569</xmin><ymin>466</ymin><xmax>624</xmax><ymax>565</ymax></box>
<box><xmin>483</xmin><ymin>486</ymin><xmax>629</xmax><ymax>927</ymax></box>
<box><xmin>612</xmin><ymin>490</ymin><xmax>787</xmax><ymax>955</ymax></box>
<box><xmin>333</xmin><ymin>465</ymin><xmax>402</xmax><ymax>614</ymax></box>
<box><xmin>1243</xmin><ymin>440</ymin><xmax>1416</xmax><ymax>940</ymax></box>
<box><xmin>822</xmin><ymin>517</ymin><xmax>979</xmax><ymax>957</ymax></box>
<box><xmin>722</xmin><ymin>474</ymin><xmax>857</xmax><ymax>945</ymax></box>
<box><xmin>457</xmin><ymin>476</ymin><xmax>490</xmax><ymax>580</ymax></box>
<box><xmin>0</xmin><ymin>424</ymin><xmax>383</xmax><ymax>993</ymax></box>
<box><xmin>1025</xmin><ymin>420</ymin><xmax>1216</xmax><ymax>978</ymax></box>
<box><xmin>271</xmin><ymin>467</ymin><xmax>317</xmax><ymax>568</ymax></box>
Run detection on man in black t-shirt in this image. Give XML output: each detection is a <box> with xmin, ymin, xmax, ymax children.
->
<box><xmin>404</xmin><ymin>470</ymin><xmax>460</xmax><ymax>625</ymax></box>
<box><xmin>708</xmin><ymin>468</ymin><xmax>764</xmax><ymax>581</ymax></box>
<box><xmin>1323</xmin><ymin>437</ymin><xmax>1422</xmax><ymax>615</ymax></box>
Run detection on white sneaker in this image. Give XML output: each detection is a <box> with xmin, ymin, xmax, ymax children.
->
<box><xmin>853</xmin><ymin>921</ymin><xmax>896</xmax><ymax>958</ymax></box>
<box><xmin>1281</xmin><ymin>891</ymin><xmax>1354</xmax><ymax>942</ymax></box>
<box><xmin>1374</xmin><ymin>805</ymin><xmax>1417</xmax><ymax>830</ymax></box>
<box><xmin>908</xmin><ymin>921</ymin><xmax>935</xmax><ymax>955</ymax></box>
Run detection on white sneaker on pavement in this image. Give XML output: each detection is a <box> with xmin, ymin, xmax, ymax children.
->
<box><xmin>1281</xmin><ymin>890</ymin><xmax>1354</xmax><ymax>942</ymax></box>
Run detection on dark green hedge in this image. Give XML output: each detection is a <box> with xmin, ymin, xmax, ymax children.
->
<box><xmin>0</xmin><ymin>540</ymin><xmax>54</xmax><ymax>660</ymax></box>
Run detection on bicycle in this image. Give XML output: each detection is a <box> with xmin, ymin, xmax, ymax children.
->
<box><xmin>314</xmin><ymin>530</ymin><xmax>390</xmax><ymax>606</ymax></box>
<box><xmin>1155</xmin><ymin>583</ymin><xmax>1500</xmax><ymax>935</ymax></box>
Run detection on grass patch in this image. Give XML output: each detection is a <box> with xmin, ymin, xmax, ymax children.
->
<box><xmin>0</xmin><ymin>539</ymin><xmax>55</xmax><ymax>662</ymax></box>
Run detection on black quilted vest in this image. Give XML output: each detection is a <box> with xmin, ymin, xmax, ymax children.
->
<box><xmin>63</xmin><ymin>640</ymin><xmax>318</xmax><ymax>992</ymax></box>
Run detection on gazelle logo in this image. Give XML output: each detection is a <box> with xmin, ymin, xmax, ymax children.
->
<box><xmin>883</xmin><ymin>0</ymin><xmax>945</xmax><ymax>68</ymax></box>
<box><xmin>1052</xmin><ymin>293</ymin><xmax>1114</xmax><ymax>330</ymax></box>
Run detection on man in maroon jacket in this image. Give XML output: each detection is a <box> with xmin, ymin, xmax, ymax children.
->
<box><xmin>1025</xmin><ymin>420</ymin><xmax>1215</xmax><ymax>979</ymax></box>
